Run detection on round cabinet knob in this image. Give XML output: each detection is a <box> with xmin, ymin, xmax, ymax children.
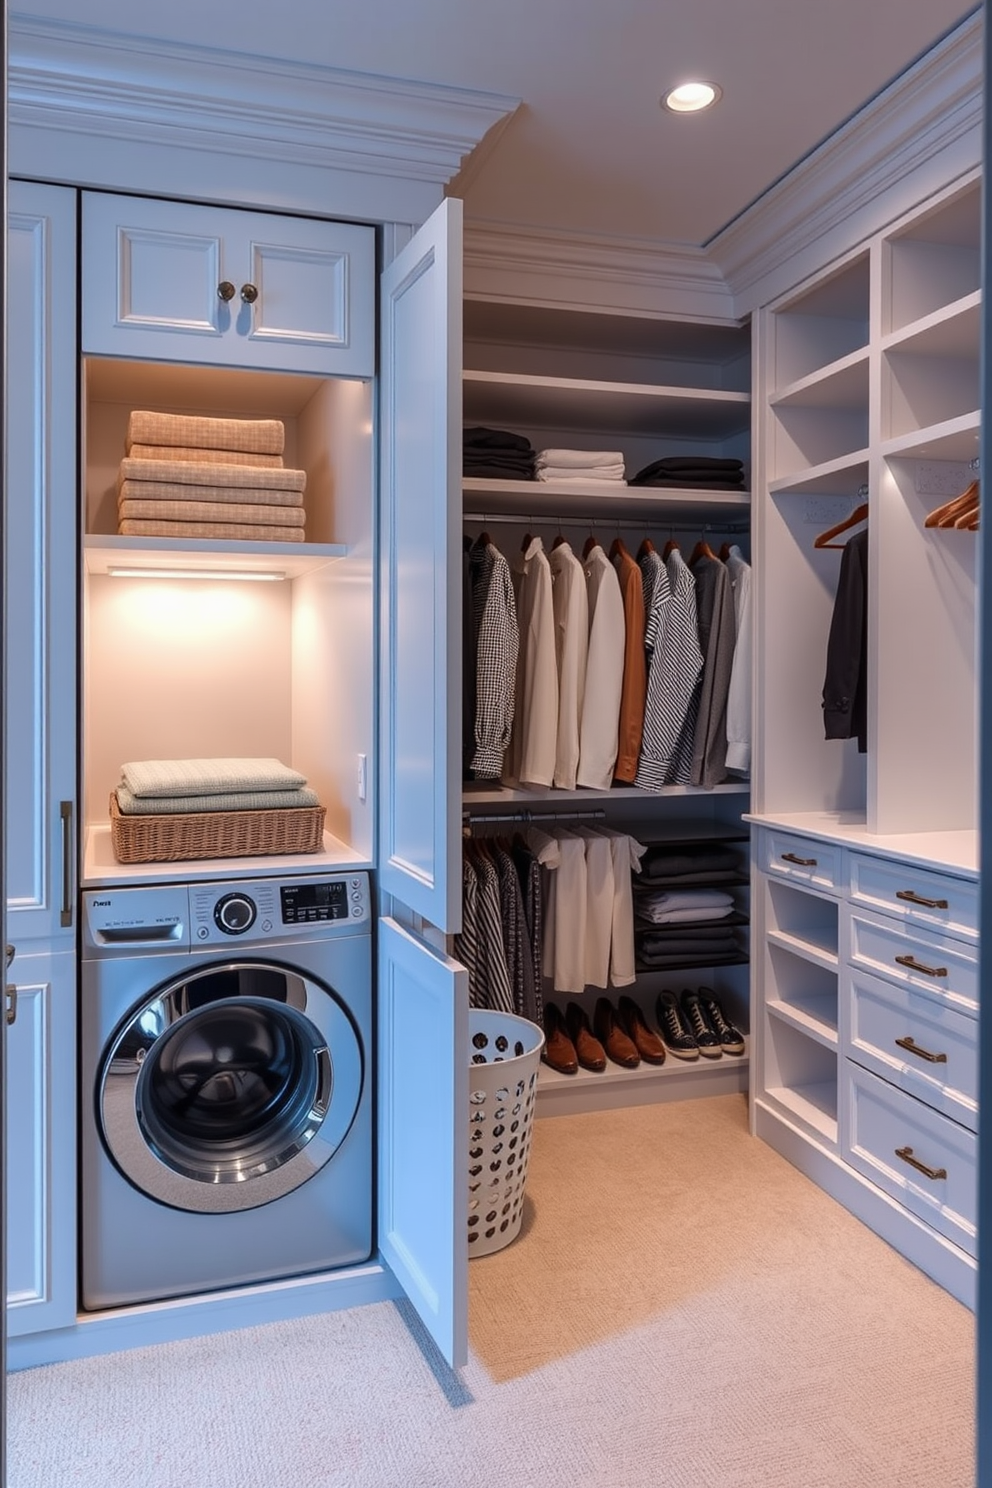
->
<box><xmin>213</xmin><ymin>893</ymin><xmax>257</xmax><ymax>935</ymax></box>
<box><xmin>240</xmin><ymin>283</ymin><xmax>259</xmax><ymax>304</ymax></box>
<box><xmin>217</xmin><ymin>281</ymin><xmax>236</xmax><ymax>302</ymax></box>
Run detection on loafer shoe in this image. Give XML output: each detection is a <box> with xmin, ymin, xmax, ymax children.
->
<box><xmin>698</xmin><ymin>987</ymin><xmax>746</xmax><ymax>1055</ymax></box>
<box><xmin>593</xmin><ymin>997</ymin><xmax>640</xmax><ymax>1068</ymax></box>
<box><xmin>565</xmin><ymin>1001</ymin><xmax>607</xmax><ymax>1072</ymax></box>
<box><xmin>617</xmin><ymin>995</ymin><xmax>666</xmax><ymax>1065</ymax></box>
<box><xmin>655</xmin><ymin>990</ymin><xmax>699</xmax><ymax>1060</ymax></box>
<box><xmin>680</xmin><ymin>988</ymin><xmax>723</xmax><ymax>1059</ymax></box>
<box><xmin>542</xmin><ymin>1004</ymin><xmax>578</xmax><ymax>1074</ymax></box>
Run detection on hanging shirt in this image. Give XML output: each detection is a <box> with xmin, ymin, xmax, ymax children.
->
<box><xmin>577</xmin><ymin>543</ymin><xmax>625</xmax><ymax>790</ymax></box>
<box><xmin>689</xmin><ymin>550</ymin><xmax>736</xmax><ymax>788</ymax></box>
<box><xmin>724</xmin><ymin>545</ymin><xmax>753</xmax><ymax>774</ymax></box>
<box><xmin>611</xmin><ymin>542</ymin><xmax>648</xmax><ymax>783</ymax></box>
<box><xmin>548</xmin><ymin>541</ymin><xmax>589</xmax><ymax>790</ymax></box>
<box><xmin>504</xmin><ymin>536</ymin><xmax>558</xmax><ymax>788</ymax></box>
<box><xmin>822</xmin><ymin>527</ymin><xmax>868</xmax><ymax>752</ymax></box>
<box><xmin>468</xmin><ymin>539</ymin><xmax>519</xmax><ymax>779</ymax></box>
<box><xmin>635</xmin><ymin>548</ymin><xmax>703</xmax><ymax>790</ymax></box>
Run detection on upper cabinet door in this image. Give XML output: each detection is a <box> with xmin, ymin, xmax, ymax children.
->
<box><xmin>377</xmin><ymin>917</ymin><xmax>468</xmax><ymax>1369</ymax></box>
<box><xmin>81</xmin><ymin>193</ymin><xmax>375</xmax><ymax>377</ymax></box>
<box><xmin>378</xmin><ymin>197</ymin><xmax>463</xmax><ymax>933</ymax></box>
<box><xmin>6</xmin><ymin>182</ymin><xmax>78</xmax><ymax>944</ymax></box>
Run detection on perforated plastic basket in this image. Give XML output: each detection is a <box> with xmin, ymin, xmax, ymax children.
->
<box><xmin>467</xmin><ymin>1009</ymin><xmax>545</xmax><ymax>1257</ymax></box>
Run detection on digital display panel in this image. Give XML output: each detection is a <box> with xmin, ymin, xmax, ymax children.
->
<box><xmin>280</xmin><ymin>881</ymin><xmax>349</xmax><ymax>923</ymax></box>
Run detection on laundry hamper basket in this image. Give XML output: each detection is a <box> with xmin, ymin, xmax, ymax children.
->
<box><xmin>467</xmin><ymin>1009</ymin><xmax>544</xmax><ymax>1257</ymax></box>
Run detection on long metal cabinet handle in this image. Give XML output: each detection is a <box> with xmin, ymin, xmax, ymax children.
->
<box><xmin>896</xmin><ymin>889</ymin><xmax>949</xmax><ymax>909</ymax></box>
<box><xmin>60</xmin><ymin>800</ymin><xmax>74</xmax><ymax>928</ymax></box>
<box><xmin>5</xmin><ymin>986</ymin><xmax>16</xmax><ymax>1027</ymax></box>
<box><xmin>895</xmin><ymin>1146</ymin><xmax>947</xmax><ymax>1182</ymax></box>
<box><xmin>895</xmin><ymin>1035</ymin><xmax>947</xmax><ymax>1065</ymax></box>
<box><xmin>894</xmin><ymin>953</ymin><xmax>947</xmax><ymax>978</ymax></box>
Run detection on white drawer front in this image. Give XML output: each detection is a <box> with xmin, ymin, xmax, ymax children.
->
<box><xmin>846</xmin><ymin>967</ymin><xmax>977</xmax><ymax>1131</ymax></box>
<box><xmin>761</xmin><ymin>830</ymin><xmax>842</xmax><ymax>896</ymax></box>
<box><xmin>843</xmin><ymin>1062</ymin><xmax>976</xmax><ymax>1256</ymax></box>
<box><xmin>849</xmin><ymin>854</ymin><xmax>977</xmax><ymax>942</ymax></box>
<box><xmin>848</xmin><ymin>909</ymin><xmax>977</xmax><ymax>1014</ymax></box>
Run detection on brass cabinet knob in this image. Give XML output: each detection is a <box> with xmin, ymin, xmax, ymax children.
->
<box><xmin>240</xmin><ymin>283</ymin><xmax>259</xmax><ymax>304</ymax></box>
<box><xmin>217</xmin><ymin>281</ymin><xmax>236</xmax><ymax>301</ymax></box>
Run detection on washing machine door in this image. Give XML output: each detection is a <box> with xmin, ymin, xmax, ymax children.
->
<box><xmin>98</xmin><ymin>961</ymin><xmax>363</xmax><ymax>1213</ymax></box>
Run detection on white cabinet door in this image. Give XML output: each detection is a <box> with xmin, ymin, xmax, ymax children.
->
<box><xmin>81</xmin><ymin>193</ymin><xmax>376</xmax><ymax>377</ymax></box>
<box><xmin>377</xmin><ymin>917</ymin><xmax>468</xmax><ymax>1369</ymax></box>
<box><xmin>378</xmin><ymin>197</ymin><xmax>463</xmax><ymax>932</ymax></box>
<box><xmin>6</xmin><ymin>181</ymin><xmax>77</xmax><ymax>945</ymax></box>
<box><xmin>6</xmin><ymin>948</ymin><xmax>77</xmax><ymax>1337</ymax></box>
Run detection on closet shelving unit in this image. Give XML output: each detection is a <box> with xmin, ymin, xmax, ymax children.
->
<box><xmin>750</xmin><ymin>171</ymin><xmax>981</xmax><ymax>1303</ymax></box>
<box><xmin>462</xmin><ymin>300</ymin><xmax>754</xmax><ymax>1112</ymax></box>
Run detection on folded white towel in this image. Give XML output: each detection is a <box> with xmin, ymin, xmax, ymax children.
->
<box><xmin>535</xmin><ymin>449</ymin><xmax>625</xmax><ymax>469</ymax></box>
<box><xmin>634</xmin><ymin>888</ymin><xmax>735</xmax><ymax>920</ymax></box>
<box><xmin>536</xmin><ymin>468</ymin><xmax>626</xmax><ymax>484</ymax></box>
<box><xmin>115</xmin><ymin>784</ymin><xmax>320</xmax><ymax>815</ymax></box>
<box><xmin>636</xmin><ymin>903</ymin><xmax>736</xmax><ymax>926</ymax></box>
<box><xmin>121</xmin><ymin>758</ymin><xmax>308</xmax><ymax>799</ymax></box>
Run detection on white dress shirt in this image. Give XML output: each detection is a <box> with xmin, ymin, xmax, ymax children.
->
<box><xmin>503</xmin><ymin>536</ymin><xmax>558</xmax><ymax>788</ymax></box>
<box><xmin>548</xmin><ymin>541</ymin><xmax>589</xmax><ymax>790</ymax></box>
<box><xmin>577</xmin><ymin>543</ymin><xmax>625</xmax><ymax>790</ymax></box>
<box><xmin>724</xmin><ymin>545</ymin><xmax>752</xmax><ymax>774</ymax></box>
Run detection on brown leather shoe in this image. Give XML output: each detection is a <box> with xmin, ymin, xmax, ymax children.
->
<box><xmin>617</xmin><ymin>995</ymin><xmax>667</xmax><ymax>1065</ymax></box>
<box><xmin>565</xmin><ymin>1001</ymin><xmax>607</xmax><ymax>1072</ymax></box>
<box><xmin>542</xmin><ymin>1004</ymin><xmax>578</xmax><ymax>1074</ymax></box>
<box><xmin>593</xmin><ymin>997</ymin><xmax>640</xmax><ymax>1069</ymax></box>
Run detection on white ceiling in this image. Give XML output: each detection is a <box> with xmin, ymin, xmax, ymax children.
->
<box><xmin>11</xmin><ymin>0</ymin><xmax>979</xmax><ymax>248</ymax></box>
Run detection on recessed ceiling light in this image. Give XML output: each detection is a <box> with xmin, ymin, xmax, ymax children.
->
<box><xmin>662</xmin><ymin>81</ymin><xmax>722</xmax><ymax>114</ymax></box>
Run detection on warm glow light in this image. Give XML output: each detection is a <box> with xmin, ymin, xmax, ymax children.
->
<box><xmin>105</xmin><ymin>567</ymin><xmax>286</xmax><ymax>582</ymax></box>
<box><xmin>662</xmin><ymin>81</ymin><xmax>722</xmax><ymax>113</ymax></box>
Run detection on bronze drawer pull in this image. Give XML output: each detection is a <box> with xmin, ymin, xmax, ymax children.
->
<box><xmin>5</xmin><ymin>985</ymin><xmax>16</xmax><ymax>1027</ymax></box>
<box><xmin>781</xmin><ymin>852</ymin><xmax>817</xmax><ymax>866</ymax></box>
<box><xmin>895</xmin><ymin>954</ymin><xmax>947</xmax><ymax>978</ymax></box>
<box><xmin>895</xmin><ymin>1146</ymin><xmax>947</xmax><ymax>1182</ymax></box>
<box><xmin>896</xmin><ymin>889</ymin><xmax>949</xmax><ymax>910</ymax></box>
<box><xmin>895</xmin><ymin>1035</ymin><xmax>947</xmax><ymax>1064</ymax></box>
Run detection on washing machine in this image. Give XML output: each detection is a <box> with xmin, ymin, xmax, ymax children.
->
<box><xmin>80</xmin><ymin>871</ymin><xmax>373</xmax><ymax>1310</ymax></box>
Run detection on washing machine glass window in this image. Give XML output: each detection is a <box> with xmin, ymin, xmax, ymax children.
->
<box><xmin>99</xmin><ymin>962</ymin><xmax>364</xmax><ymax>1214</ymax></box>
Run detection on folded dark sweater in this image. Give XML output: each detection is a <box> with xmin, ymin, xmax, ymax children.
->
<box><xmin>638</xmin><ymin>845</ymin><xmax>743</xmax><ymax>878</ymax></box>
<box><xmin>639</xmin><ymin>457</ymin><xmax>744</xmax><ymax>473</ymax></box>
<box><xmin>636</xmin><ymin>949</ymin><xmax>745</xmax><ymax>969</ymax></box>
<box><xmin>463</xmin><ymin>426</ymin><xmax>534</xmax><ymax>453</ymax></box>
<box><xmin>630</xmin><ymin>472</ymin><xmax>746</xmax><ymax>489</ymax></box>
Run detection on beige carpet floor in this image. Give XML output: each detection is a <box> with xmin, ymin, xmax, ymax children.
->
<box><xmin>9</xmin><ymin>1093</ymin><xmax>976</xmax><ymax>1487</ymax></box>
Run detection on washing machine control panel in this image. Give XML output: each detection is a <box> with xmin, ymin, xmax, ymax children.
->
<box><xmin>188</xmin><ymin>874</ymin><xmax>370</xmax><ymax>944</ymax></box>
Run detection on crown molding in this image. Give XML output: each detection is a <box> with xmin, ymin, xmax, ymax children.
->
<box><xmin>8</xmin><ymin>16</ymin><xmax>519</xmax><ymax>220</ymax></box>
<box><xmin>710</xmin><ymin>9</ymin><xmax>982</xmax><ymax>312</ymax></box>
<box><xmin>462</xmin><ymin>219</ymin><xmax>738</xmax><ymax>323</ymax></box>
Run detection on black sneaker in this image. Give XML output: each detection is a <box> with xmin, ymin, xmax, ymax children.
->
<box><xmin>698</xmin><ymin>987</ymin><xmax>746</xmax><ymax>1055</ymax></box>
<box><xmin>655</xmin><ymin>990</ymin><xmax>699</xmax><ymax>1061</ymax></box>
<box><xmin>679</xmin><ymin>989</ymin><xmax>723</xmax><ymax>1059</ymax></box>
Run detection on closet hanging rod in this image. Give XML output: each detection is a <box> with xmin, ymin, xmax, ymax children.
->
<box><xmin>462</xmin><ymin>806</ymin><xmax>608</xmax><ymax>826</ymax></box>
<box><xmin>463</xmin><ymin>512</ymin><xmax>750</xmax><ymax>535</ymax></box>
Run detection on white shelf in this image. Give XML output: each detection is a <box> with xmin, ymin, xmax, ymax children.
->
<box><xmin>84</xmin><ymin>535</ymin><xmax>348</xmax><ymax>580</ymax></box>
<box><xmin>770</xmin><ymin>346</ymin><xmax>869</xmax><ymax>410</ymax></box>
<box><xmin>82</xmin><ymin>824</ymin><xmax>370</xmax><ymax>887</ymax></box>
<box><xmin>463</xmin><ymin>369</ymin><xmax>750</xmax><ymax>439</ymax></box>
<box><xmin>746</xmin><ymin>810</ymin><xmax>978</xmax><ymax>875</ymax></box>
<box><xmin>767</xmin><ymin>996</ymin><xmax>839</xmax><ymax>1049</ymax></box>
<box><xmin>768</xmin><ymin>450</ymin><xmax>870</xmax><ymax>498</ymax></box>
<box><xmin>766</xmin><ymin>926</ymin><xmax>839</xmax><ymax>971</ymax></box>
<box><xmin>882</xmin><ymin>291</ymin><xmax>981</xmax><ymax>360</ymax></box>
<box><xmin>536</xmin><ymin>1038</ymin><xmax>749</xmax><ymax>1116</ymax></box>
<box><xmin>463</xmin><ymin>782</ymin><xmax>750</xmax><ymax>808</ymax></box>
<box><xmin>881</xmin><ymin>411</ymin><xmax>981</xmax><ymax>463</ymax></box>
<box><xmin>766</xmin><ymin>1081</ymin><xmax>838</xmax><ymax>1145</ymax></box>
<box><xmin>462</xmin><ymin>478</ymin><xmax>750</xmax><ymax>523</ymax></box>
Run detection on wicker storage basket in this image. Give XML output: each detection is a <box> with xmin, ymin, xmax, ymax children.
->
<box><xmin>109</xmin><ymin>792</ymin><xmax>326</xmax><ymax>864</ymax></box>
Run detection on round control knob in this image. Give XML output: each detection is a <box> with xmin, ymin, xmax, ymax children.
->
<box><xmin>213</xmin><ymin>893</ymin><xmax>257</xmax><ymax>935</ymax></box>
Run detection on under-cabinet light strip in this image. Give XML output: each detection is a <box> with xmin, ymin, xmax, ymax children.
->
<box><xmin>105</xmin><ymin>567</ymin><xmax>287</xmax><ymax>582</ymax></box>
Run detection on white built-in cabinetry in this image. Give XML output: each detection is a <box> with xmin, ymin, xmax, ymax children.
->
<box><xmin>460</xmin><ymin>301</ymin><xmax>755</xmax><ymax>1114</ymax></box>
<box><xmin>750</xmin><ymin>170</ymin><xmax>981</xmax><ymax>1306</ymax></box>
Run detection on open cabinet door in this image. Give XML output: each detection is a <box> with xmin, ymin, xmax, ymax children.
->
<box><xmin>377</xmin><ymin>918</ymin><xmax>468</xmax><ymax>1369</ymax></box>
<box><xmin>378</xmin><ymin>197</ymin><xmax>463</xmax><ymax>934</ymax></box>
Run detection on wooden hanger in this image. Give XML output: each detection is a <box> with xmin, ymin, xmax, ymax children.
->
<box><xmin>582</xmin><ymin>534</ymin><xmax>601</xmax><ymax>558</ymax></box>
<box><xmin>662</xmin><ymin>537</ymin><xmax>680</xmax><ymax>560</ymax></box>
<box><xmin>637</xmin><ymin>537</ymin><xmax>655</xmax><ymax>561</ymax></box>
<box><xmin>719</xmin><ymin>541</ymin><xmax>733</xmax><ymax>561</ymax></box>
<box><xmin>609</xmin><ymin>536</ymin><xmax>627</xmax><ymax>561</ymax></box>
<box><xmin>952</xmin><ymin>500</ymin><xmax>980</xmax><ymax>530</ymax></box>
<box><xmin>925</xmin><ymin>479</ymin><xmax>979</xmax><ymax>529</ymax></box>
<box><xmin>691</xmin><ymin>537</ymin><xmax>717</xmax><ymax>563</ymax></box>
<box><xmin>551</xmin><ymin>534</ymin><xmax>569</xmax><ymax>549</ymax></box>
<box><xmin>813</xmin><ymin>501</ymin><xmax>868</xmax><ymax>550</ymax></box>
<box><xmin>521</xmin><ymin>532</ymin><xmax>533</xmax><ymax>551</ymax></box>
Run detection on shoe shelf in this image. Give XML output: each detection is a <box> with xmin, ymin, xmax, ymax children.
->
<box><xmin>766</xmin><ymin>997</ymin><xmax>838</xmax><ymax>1050</ymax></box>
<box><xmin>536</xmin><ymin>1037</ymin><xmax>749</xmax><ymax>1118</ymax></box>
<box><xmin>764</xmin><ymin>1081</ymin><xmax>838</xmax><ymax>1146</ymax></box>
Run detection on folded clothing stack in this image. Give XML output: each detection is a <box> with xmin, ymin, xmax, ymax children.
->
<box><xmin>629</xmin><ymin>456</ymin><xmax>745</xmax><ymax>489</ymax></box>
<box><xmin>114</xmin><ymin>757</ymin><xmax>321</xmax><ymax>815</ymax></box>
<box><xmin>634</xmin><ymin>887</ymin><xmax>737</xmax><ymax>926</ymax></box>
<box><xmin>635</xmin><ymin>924</ymin><xmax>744</xmax><ymax>969</ymax></box>
<box><xmin>463</xmin><ymin>426</ymin><xmax>536</xmax><ymax>481</ymax></box>
<box><xmin>637</xmin><ymin>841</ymin><xmax>745</xmax><ymax>887</ymax></box>
<box><xmin>117</xmin><ymin>411</ymin><xmax>307</xmax><ymax>542</ymax></box>
<box><xmin>535</xmin><ymin>448</ymin><xmax>626</xmax><ymax>484</ymax></box>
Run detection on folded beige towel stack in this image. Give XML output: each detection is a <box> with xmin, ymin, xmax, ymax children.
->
<box><xmin>117</xmin><ymin>412</ymin><xmax>308</xmax><ymax>542</ymax></box>
<box><xmin>114</xmin><ymin>757</ymin><xmax>320</xmax><ymax>815</ymax></box>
